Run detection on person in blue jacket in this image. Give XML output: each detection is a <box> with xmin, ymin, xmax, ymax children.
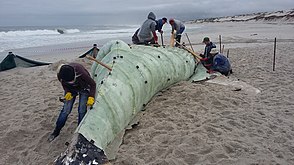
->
<box><xmin>156</xmin><ymin>17</ymin><xmax>167</xmax><ymax>34</ymax></box>
<box><xmin>211</xmin><ymin>53</ymin><xmax>232</xmax><ymax>76</ymax></box>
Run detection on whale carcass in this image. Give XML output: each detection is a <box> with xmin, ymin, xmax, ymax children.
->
<box><xmin>55</xmin><ymin>40</ymin><xmax>209</xmax><ymax>164</ymax></box>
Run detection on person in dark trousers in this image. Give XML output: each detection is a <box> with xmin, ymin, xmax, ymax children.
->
<box><xmin>156</xmin><ymin>17</ymin><xmax>167</xmax><ymax>34</ymax></box>
<box><xmin>169</xmin><ymin>18</ymin><xmax>185</xmax><ymax>47</ymax></box>
<box><xmin>48</xmin><ymin>63</ymin><xmax>96</xmax><ymax>142</ymax></box>
<box><xmin>200</xmin><ymin>37</ymin><xmax>216</xmax><ymax>69</ymax></box>
<box><xmin>132</xmin><ymin>28</ymin><xmax>140</xmax><ymax>44</ymax></box>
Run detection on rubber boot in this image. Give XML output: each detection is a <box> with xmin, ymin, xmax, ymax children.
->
<box><xmin>48</xmin><ymin>128</ymin><xmax>61</xmax><ymax>142</ymax></box>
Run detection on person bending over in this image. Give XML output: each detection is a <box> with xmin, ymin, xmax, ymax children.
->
<box><xmin>48</xmin><ymin>63</ymin><xmax>96</xmax><ymax>142</ymax></box>
<box><xmin>156</xmin><ymin>17</ymin><xmax>167</xmax><ymax>34</ymax></box>
<box><xmin>136</xmin><ymin>12</ymin><xmax>158</xmax><ymax>45</ymax></box>
<box><xmin>169</xmin><ymin>18</ymin><xmax>185</xmax><ymax>47</ymax></box>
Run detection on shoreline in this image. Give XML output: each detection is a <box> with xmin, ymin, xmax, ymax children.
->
<box><xmin>0</xmin><ymin>36</ymin><xmax>132</xmax><ymax>62</ymax></box>
<box><xmin>1</xmin><ymin>21</ymin><xmax>293</xmax><ymax>62</ymax></box>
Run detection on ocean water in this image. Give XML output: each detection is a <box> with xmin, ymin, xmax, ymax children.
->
<box><xmin>0</xmin><ymin>25</ymin><xmax>138</xmax><ymax>54</ymax></box>
<box><xmin>0</xmin><ymin>24</ymin><xmax>203</xmax><ymax>60</ymax></box>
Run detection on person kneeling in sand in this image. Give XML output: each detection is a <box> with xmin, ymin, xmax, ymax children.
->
<box><xmin>210</xmin><ymin>52</ymin><xmax>232</xmax><ymax>76</ymax></box>
<box><xmin>132</xmin><ymin>12</ymin><xmax>158</xmax><ymax>45</ymax></box>
<box><xmin>48</xmin><ymin>63</ymin><xmax>96</xmax><ymax>142</ymax></box>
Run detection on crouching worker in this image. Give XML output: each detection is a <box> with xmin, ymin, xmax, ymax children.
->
<box><xmin>48</xmin><ymin>63</ymin><xmax>96</xmax><ymax>142</ymax></box>
<box><xmin>210</xmin><ymin>53</ymin><xmax>232</xmax><ymax>76</ymax></box>
<box><xmin>200</xmin><ymin>37</ymin><xmax>216</xmax><ymax>69</ymax></box>
<box><xmin>134</xmin><ymin>12</ymin><xmax>158</xmax><ymax>45</ymax></box>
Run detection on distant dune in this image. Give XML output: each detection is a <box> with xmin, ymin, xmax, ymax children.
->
<box><xmin>187</xmin><ymin>9</ymin><xmax>294</xmax><ymax>23</ymax></box>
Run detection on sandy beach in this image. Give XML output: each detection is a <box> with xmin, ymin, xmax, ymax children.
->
<box><xmin>0</xmin><ymin>21</ymin><xmax>294</xmax><ymax>164</ymax></box>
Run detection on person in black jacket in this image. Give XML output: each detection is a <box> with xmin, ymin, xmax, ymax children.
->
<box><xmin>200</xmin><ymin>37</ymin><xmax>216</xmax><ymax>69</ymax></box>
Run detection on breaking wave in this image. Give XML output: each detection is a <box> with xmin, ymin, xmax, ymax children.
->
<box><xmin>0</xmin><ymin>28</ymin><xmax>80</xmax><ymax>37</ymax></box>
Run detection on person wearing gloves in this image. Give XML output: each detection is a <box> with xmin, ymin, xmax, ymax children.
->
<box><xmin>48</xmin><ymin>63</ymin><xmax>96</xmax><ymax>142</ymax></box>
<box><xmin>137</xmin><ymin>12</ymin><xmax>158</xmax><ymax>45</ymax></box>
<box><xmin>169</xmin><ymin>18</ymin><xmax>185</xmax><ymax>47</ymax></box>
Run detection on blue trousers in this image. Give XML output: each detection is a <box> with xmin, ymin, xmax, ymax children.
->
<box><xmin>54</xmin><ymin>90</ymin><xmax>89</xmax><ymax>134</ymax></box>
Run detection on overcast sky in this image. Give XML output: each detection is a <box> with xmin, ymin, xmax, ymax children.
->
<box><xmin>0</xmin><ymin>0</ymin><xmax>293</xmax><ymax>26</ymax></box>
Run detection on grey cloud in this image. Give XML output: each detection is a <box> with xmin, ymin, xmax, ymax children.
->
<box><xmin>0</xmin><ymin>0</ymin><xmax>293</xmax><ymax>25</ymax></box>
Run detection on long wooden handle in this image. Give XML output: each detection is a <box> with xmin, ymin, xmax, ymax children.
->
<box><xmin>185</xmin><ymin>33</ymin><xmax>194</xmax><ymax>52</ymax></box>
<box><xmin>174</xmin><ymin>40</ymin><xmax>202</xmax><ymax>61</ymax></box>
<box><xmin>86</xmin><ymin>55</ymin><xmax>112</xmax><ymax>71</ymax></box>
<box><xmin>170</xmin><ymin>30</ymin><xmax>176</xmax><ymax>47</ymax></box>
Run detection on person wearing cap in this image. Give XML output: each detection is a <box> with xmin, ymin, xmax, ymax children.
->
<box><xmin>200</xmin><ymin>37</ymin><xmax>216</xmax><ymax>69</ymax></box>
<box><xmin>169</xmin><ymin>18</ymin><xmax>185</xmax><ymax>47</ymax></box>
<box><xmin>156</xmin><ymin>17</ymin><xmax>167</xmax><ymax>34</ymax></box>
<box><xmin>136</xmin><ymin>12</ymin><xmax>158</xmax><ymax>45</ymax></box>
<box><xmin>48</xmin><ymin>63</ymin><xmax>96</xmax><ymax>142</ymax></box>
<box><xmin>201</xmin><ymin>37</ymin><xmax>216</xmax><ymax>58</ymax></box>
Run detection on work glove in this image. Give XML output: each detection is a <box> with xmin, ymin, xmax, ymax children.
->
<box><xmin>64</xmin><ymin>92</ymin><xmax>73</xmax><ymax>101</ymax></box>
<box><xmin>200</xmin><ymin>57</ymin><xmax>208</xmax><ymax>61</ymax></box>
<box><xmin>87</xmin><ymin>97</ymin><xmax>95</xmax><ymax>107</ymax></box>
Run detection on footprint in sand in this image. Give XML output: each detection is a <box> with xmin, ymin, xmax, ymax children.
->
<box><xmin>198</xmin><ymin>146</ymin><xmax>213</xmax><ymax>155</ymax></box>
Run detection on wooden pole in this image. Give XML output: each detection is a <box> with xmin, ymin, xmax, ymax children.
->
<box><xmin>219</xmin><ymin>35</ymin><xmax>222</xmax><ymax>53</ymax></box>
<box><xmin>174</xmin><ymin>40</ymin><xmax>202</xmax><ymax>61</ymax></box>
<box><xmin>222</xmin><ymin>45</ymin><xmax>225</xmax><ymax>54</ymax></box>
<box><xmin>227</xmin><ymin>49</ymin><xmax>229</xmax><ymax>58</ymax></box>
<box><xmin>170</xmin><ymin>30</ymin><xmax>176</xmax><ymax>47</ymax></box>
<box><xmin>86</xmin><ymin>55</ymin><xmax>112</xmax><ymax>71</ymax></box>
<box><xmin>185</xmin><ymin>33</ymin><xmax>194</xmax><ymax>52</ymax></box>
<box><xmin>273</xmin><ymin>37</ymin><xmax>276</xmax><ymax>71</ymax></box>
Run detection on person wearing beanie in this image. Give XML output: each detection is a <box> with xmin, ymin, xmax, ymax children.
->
<box><xmin>169</xmin><ymin>18</ymin><xmax>185</xmax><ymax>47</ymax></box>
<box><xmin>48</xmin><ymin>63</ymin><xmax>96</xmax><ymax>142</ymax></box>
